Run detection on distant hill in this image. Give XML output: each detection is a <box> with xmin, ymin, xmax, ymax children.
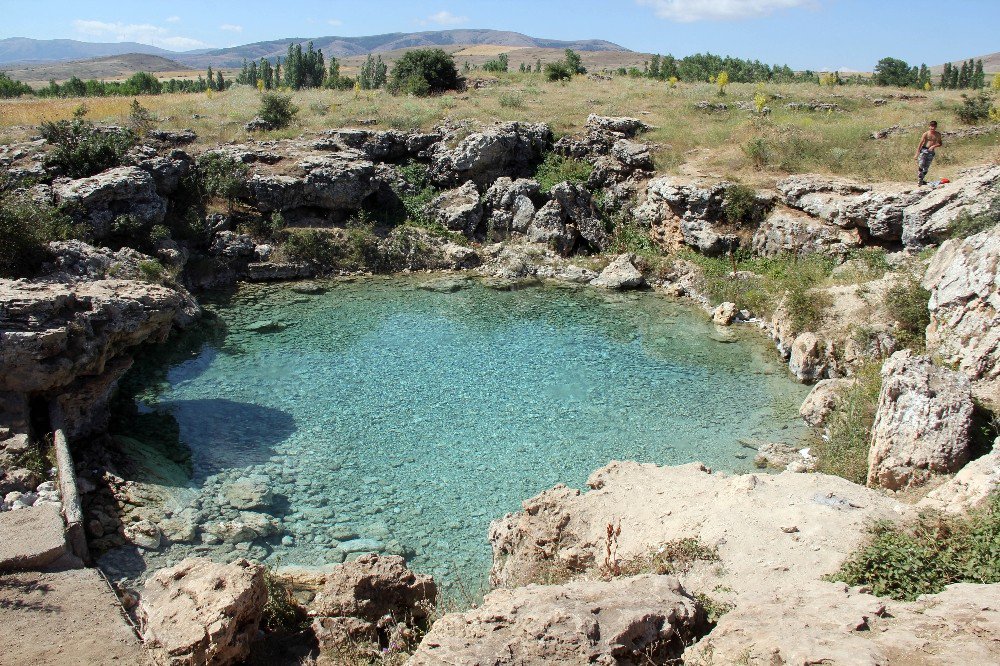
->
<box><xmin>931</xmin><ymin>52</ymin><xmax>1000</xmax><ymax>74</ymax></box>
<box><xmin>1</xmin><ymin>54</ymin><xmax>192</xmax><ymax>87</ymax></box>
<box><xmin>0</xmin><ymin>37</ymin><xmax>179</xmax><ymax>64</ymax></box>
<box><xmin>0</xmin><ymin>30</ymin><xmax>627</xmax><ymax>69</ymax></box>
<box><xmin>174</xmin><ymin>30</ymin><xmax>628</xmax><ymax>68</ymax></box>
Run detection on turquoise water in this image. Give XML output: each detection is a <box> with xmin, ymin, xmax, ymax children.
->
<box><xmin>119</xmin><ymin>275</ymin><xmax>809</xmax><ymax>591</ymax></box>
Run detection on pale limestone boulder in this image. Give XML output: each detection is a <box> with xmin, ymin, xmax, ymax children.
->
<box><xmin>919</xmin><ymin>442</ymin><xmax>1000</xmax><ymax>514</ymax></box>
<box><xmin>923</xmin><ymin>225</ymin><xmax>1000</xmax><ymax>388</ymax></box>
<box><xmin>712</xmin><ymin>301</ymin><xmax>739</xmax><ymax>326</ymax></box>
<box><xmin>139</xmin><ymin>558</ymin><xmax>266</xmax><ymax>666</ymax></box>
<box><xmin>591</xmin><ymin>253</ymin><xmax>644</xmax><ymax>290</ymax></box>
<box><xmin>53</xmin><ymin>166</ymin><xmax>167</xmax><ymax>240</ymax></box>
<box><xmin>425</xmin><ymin>181</ymin><xmax>482</xmax><ymax>235</ymax></box>
<box><xmin>788</xmin><ymin>332</ymin><xmax>834</xmax><ymax>383</ymax></box>
<box><xmin>800</xmin><ymin>378</ymin><xmax>855</xmax><ymax>426</ymax></box>
<box><xmin>868</xmin><ymin>351</ymin><xmax>974</xmax><ymax>491</ymax></box>
<box><xmin>307</xmin><ymin>553</ymin><xmax>436</xmax><ymax>622</ymax></box>
<box><xmin>408</xmin><ymin>575</ymin><xmax>703</xmax><ymax>666</ymax></box>
<box><xmin>752</xmin><ymin>207</ymin><xmax>863</xmax><ymax>257</ymax></box>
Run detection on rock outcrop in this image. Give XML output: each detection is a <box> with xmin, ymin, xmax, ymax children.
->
<box><xmin>52</xmin><ymin>166</ymin><xmax>168</xmax><ymax>240</ymax></box>
<box><xmin>489</xmin><ymin>461</ymin><xmax>905</xmax><ymax>596</ymax></box>
<box><xmin>923</xmin><ymin>225</ymin><xmax>1000</xmax><ymax>395</ymax></box>
<box><xmin>430</xmin><ymin>122</ymin><xmax>551</xmax><ymax>188</ymax></box>
<box><xmin>409</xmin><ymin>575</ymin><xmax>703</xmax><ymax>666</ymax></box>
<box><xmin>554</xmin><ymin>114</ymin><xmax>654</xmax><ymax>189</ymax></box>
<box><xmin>526</xmin><ymin>182</ymin><xmax>606</xmax><ymax>252</ymax></box>
<box><xmin>591</xmin><ymin>253</ymin><xmax>645</xmax><ymax>290</ymax></box>
<box><xmin>868</xmin><ymin>351</ymin><xmax>974</xmax><ymax>491</ymax></box>
<box><xmin>248</xmin><ymin>152</ymin><xmax>378</xmax><ymax>215</ymax></box>
<box><xmin>918</xmin><ymin>441</ymin><xmax>1000</xmax><ymax>514</ymax></box>
<box><xmin>481</xmin><ymin>177</ymin><xmax>540</xmax><ymax>237</ymax></box>
<box><xmin>902</xmin><ymin>164</ymin><xmax>1000</xmax><ymax>247</ymax></box>
<box><xmin>752</xmin><ymin>207</ymin><xmax>863</xmax><ymax>257</ymax></box>
<box><xmin>139</xmin><ymin>558</ymin><xmax>266</xmax><ymax>666</ymax></box>
<box><xmin>799</xmin><ymin>378</ymin><xmax>854</xmax><ymax>426</ymax></box>
<box><xmin>425</xmin><ymin>181</ymin><xmax>483</xmax><ymax>236</ymax></box>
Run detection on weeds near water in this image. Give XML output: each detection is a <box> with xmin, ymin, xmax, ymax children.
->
<box><xmin>813</xmin><ymin>361</ymin><xmax>883</xmax><ymax>484</ymax></box>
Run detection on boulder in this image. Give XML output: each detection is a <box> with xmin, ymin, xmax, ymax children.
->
<box><xmin>314</xmin><ymin>129</ymin><xmax>440</xmax><ymax>162</ymax></box>
<box><xmin>133</xmin><ymin>151</ymin><xmax>193</xmax><ymax>195</ymax></box>
<box><xmin>430</xmin><ymin>122</ymin><xmax>551</xmax><ymax>188</ymax></box>
<box><xmin>203</xmin><ymin>512</ymin><xmax>280</xmax><ymax>544</ymax></box>
<box><xmin>752</xmin><ymin>207</ymin><xmax>863</xmax><ymax>257</ymax></box>
<box><xmin>923</xmin><ymin>226</ymin><xmax>1000</xmax><ymax>387</ymax></box>
<box><xmin>753</xmin><ymin>442</ymin><xmax>817</xmax><ymax>472</ymax></box>
<box><xmin>122</xmin><ymin>518</ymin><xmax>162</xmax><ymax>550</ymax></box>
<box><xmin>308</xmin><ymin>553</ymin><xmax>436</xmax><ymax>622</ymax></box>
<box><xmin>139</xmin><ymin>558</ymin><xmax>266</xmax><ymax>666</ymax></box>
<box><xmin>919</xmin><ymin>443</ymin><xmax>1000</xmax><ymax>514</ymax></box>
<box><xmin>591</xmin><ymin>253</ymin><xmax>645</xmax><ymax>290</ymax></box>
<box><xmin>711</xmin><ymin>301</ymin><xmax>739</xmax><ymax>326</ymax></box>
<box><xmin>482</xmin><ymin>177</ymin><xmax>540</xmax><ymax>237</ymax></box>
<box><xmin>53</xmin><ymin>166</ymin><xmax>167</xmax><ymax>240</ymax></box>
<box><xmin>409</xmin><ymin>575</ymin><xmax>703</xmax><ymax>666</ymax></box>
<box><xmin>868</xmin><ymin>351</ymin><xmax>974</xmax><ymax>491</ymax></box>
<box><xmin>585</xmin><ymin>114</ymin><xmax>651</xmax><ymax>138</ymax></box>
<box><xmin>0</xmin><ymin>504</ymin><xmax>67</xmax><ymax>571</ymax></box>
<box><xmin>209</xmin><ymin>231</ymin><xmax>255</xmax><ymax>258</ymax></box>
<box><xmin>639</xmin><ymin>177</ymin><xmax>753</xmax><ymax>256</ymax></box>
<box><xmin>800</xmin><ymin>378</ymin><xmax>855</xmax><ymax>426</ymax></box>
<box><xmin>902</xmin><ymin>164</ymin><xmax>1000</xmax><ymax>248</ymax></box>
<box><xmin>220</xmin><ymin>477</ymin><xmax>274</xmax><ymax>510</ymax></box>
<box><xmin>788</xmin><ymin>332</ymin><xmax>834</xmax><ymax>383</ymax></box>
<box><xmin>526</xmin><ymin>182</ymin><xmax>606</xmax><ymax>252</ymax></box>
<box><xmin>248</xmin><ymin>152</ymin><xmax>378</xmax><ymax>214</ymax></box>
<box><xmin>425</xmin><ymin>181</ymin><xmax>482</xmax><ymax>236</ymax></box>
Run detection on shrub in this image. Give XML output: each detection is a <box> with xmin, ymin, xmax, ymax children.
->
<box><xmin>619</xmin><ymin>538</ymin><xmax>720</xmax><ymax>577</ymax></box>
<box><xmin>534</xmin><ymin>153</ymin><xmax>593</xmax><ymax>191</ymax></box>
<box><xmin>498</xmin><ymin>91</ymin><xmax>525</xmax><ymax>109</ymax></box>
<box><xmin>196</xmin><ymin>152</ymin><xmax>249</xmax><ymax>210</ymax></box>
<box><xmin>723</xmin><ymin>183</ymin><xmax>767</xmax><ymax>228</ymax></box>
<box><xmin>609</xmin><ymin>220</ymin><xmax>658</xmax><ymax>256</ymax></box>
<box><xmin>0</xmin><ymin>72</ymin><xmax>34</xmax><ymax>98</ymax></box>
<box><xmin>258</xmin><ymin>93</ymin><xmax>298</xmax><ymax>129</ymax></box>
<box><xmin>883</xmin><ymin>275</ymin><xmax>931</xmax><ymax>351</ymax></box>
<box><xmin>281</xmin><ymin>228</ymin><xmax>339</xmax><ymax>265</ymax></box>
<box><xmin>262</xmin><ymin>568</ymin><xmax>307</xmax><ymax>632</ymax></box>
<box><xmin>388</xmin><ymin>49</ymin><xmax>459</xmax><ymax>96</ymax></box>
<box><xmin>0</xmin><ymin>193</ymin><xmax>77</xmax><ymax>278</ymax></box>
<box><xmin>830</xmin><ymin>494</ymin><xmax>1000</xmax><ymax>601</ymax></box>
<box><xmin>127</xmin><ymin>99</ymin><xmax>156</xmax><ymax>136</ymax></box>
<box><xmin>482</xmin><ymin>53</ymin><xmax>509</xmax><ymax>74</ymax></box>
<box><xmin>814</xmin><ymin>361</ymin><xmax>883</xmax><ymax>483</ymax></box>
<box><xmin>743</xmin><ymin>137</ymin><xmax>771</xmax><ymax>169</ymax></box>
<box><xmin>39</xmin><ymin>116</ymin><xmax>137</xmax><ymax>178</ymax></box>
<box><xmin>137</xmin><ymin>259</ymin><xmax>167</xmax><ymax>283</ymax></box>
<box><xmin>957</xmin><ymin>92</ymin><xmax>994</xmax><ymax>124</ymax></box>
<box><xmin>544</xmin><ymin>61</ymin><xmax>574</xmax><ymax>82</ymax></box>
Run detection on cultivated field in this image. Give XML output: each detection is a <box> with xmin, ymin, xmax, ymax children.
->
<box><xmin>2</xmin><ymin>74</ymin><xmax>998</xmax><ymax>186</ymax></box>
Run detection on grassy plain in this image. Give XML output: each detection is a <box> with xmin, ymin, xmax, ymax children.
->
<box><xmin>2</xmin><ymin>74</ymin><xmax>998</xmax><ymax>186</ymax></box>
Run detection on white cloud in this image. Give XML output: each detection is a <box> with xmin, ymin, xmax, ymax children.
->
<box><xmin>73</xmin><ymin>19</ymin><xmax>207</xmax><ymax>49</ymax></box>
<box><xmin>421</xmin><ymin>11</ymin><xmax>469</xmax><ymax>26</ymax></box>
<box><xmin>165</xmin><ymin>16</ymin><xmax>181</xmax><ymax>23</ymax></box>
<box><xmin>328</xmin><ymin>19</ymin><xmax>344</xmax><ymax>27</ymax></box>
<box><xmin>220</xmin><ymin>24</ymin><xmax>243</xmax><ymax>33</ymax></box>
<box><xmin>636</xmin><ymin>0</ymin><xmax>814</xmax><ymax>22</ymax></box>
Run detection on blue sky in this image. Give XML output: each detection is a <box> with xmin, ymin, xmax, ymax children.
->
<box><xmin>1</xmin><ymin>0</ymin><xmax>996</xmax><ymax>70</ymax></box>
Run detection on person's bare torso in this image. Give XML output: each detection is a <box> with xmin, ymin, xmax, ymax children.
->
<box><xmin>922</xmin><ymin>130</ymin><xmax>942</xmax><ymax>150</ymax></box>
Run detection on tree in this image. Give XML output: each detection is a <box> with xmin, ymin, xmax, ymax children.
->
<box><xmin>325</xmin><ymin>56</ymin><xmax>341</xmax><ymax>89</ymax></box>
<box><xmin>544</xmin><ymin>61</ymin><xmax>574</xmax><ymax>82</ymax></box>
<box><xmin>564</xmin><ymin>49</ymin><xmax>586</xmax><ymax>75</ymax></box>
<box><xmin>873</xmin><ymin>57</ymin><xmax>914</xmax><ymax>87</ymax></box>
<box><xmin>973</xmin><ymin>60</ymin><xmax>985</xmax><ymax>89</ymax></box>
<box><xmin>215</xmin><ymin>70</ymin><xmax>225</xmax><ymax>91</ymax></box>
<box><xmin>992</xmin><ymin>72</ymin><xmax>1000</xmax><ymax>91</ymax></box>
<box><xmin>388</xmin><ymin>48</ymin><xmax>459</xmax><ymax>96</ymax></box>
<box><xmin>941</xmin><ymin>63</ymin><xmax>952</xmax><ymax>89</ymax></box>
<box><xmin>716</xmin><ymin>70</ymin><xmax>729</xmax><ymax>95</ymax></box>
<box><xmin>483</xmin><ymin>53</ymin><xmax>509</xmax><ymax>73</ymax></box>
<box><xmin>257</xmin><ymin>93</ymin><xmax>298</xmax><ymax>129</ymax></box>
<box><xmin>534</xmin><ymin>59</ymin><xmax>542</xmax><ymax>73</ymax></box>
<box><xmin>648</xmin><ymin>54</ymin><xmax>661</xmax><ymax>79</ymax></box>
<box><xmin>359</xmin><ymin>54</ymin><xmax>388</xmax><ymax>90</ymax></box>
<box><xmin>206</xmin><ymin>66</ymin><xmax>215</xmax><ymax>90</ymax></box>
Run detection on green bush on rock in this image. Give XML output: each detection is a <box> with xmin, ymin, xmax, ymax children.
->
<box><xmin>813</xmin><ymin>361</ymin><xmax>883</xmax><ymax>484</ymax></box>
<box><xmin>0</xmin><ymin>193</ymin><xmax>78</xmax><ymax>278</ymax></box>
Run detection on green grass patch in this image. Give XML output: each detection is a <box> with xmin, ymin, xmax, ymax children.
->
<box><xmin>813</xmin><ymin>361</ymin><xmax>883</xmax><ymax>484</ymax></box>
<box><xmin>883</xmin><ymin>275</ymin><xmax>931</xmax><ymax>351</ymax></box>
<box><xmin>830</xmin><ymin>493</ymin><xmax>1000</xmax><ymax>601</ymax></box>
<box><xmin>948</xmin><ymin>194</ymin><xmax>1000</xmax><ymax>239</ymax></box>
<box><xmin>533</xmin><ymin>152</ymin><xmax>593</xmax><ymax>191</ymax></box>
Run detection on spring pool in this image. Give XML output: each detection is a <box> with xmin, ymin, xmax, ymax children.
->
<box><xmin>110</xmin><ymin>275</ymin><xmax>809</xmax><ymax>592</ymax></box>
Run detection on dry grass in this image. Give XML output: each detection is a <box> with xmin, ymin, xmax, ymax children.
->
<box><xmin>2</xmin><ymin>75</ymin><xmax>997</xmax><ymax>184</ymax></box>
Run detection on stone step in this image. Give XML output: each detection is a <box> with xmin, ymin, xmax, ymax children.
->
<box><xmin>0</xmin><ymin>505</ymin><xmax>67</xmax><ymax>571</ymax></box>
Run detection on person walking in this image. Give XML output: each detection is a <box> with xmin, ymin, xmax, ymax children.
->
<box><xmin>915</xmin><ymin>121</ymin><xmax>943</xmax><ymax>186</ymax></box>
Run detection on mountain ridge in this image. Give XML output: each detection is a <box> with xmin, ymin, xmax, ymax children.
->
<box><xmin>0</xmin><ymin>30</ymin><xmax>628</xmax><ymax>67</ymax></box>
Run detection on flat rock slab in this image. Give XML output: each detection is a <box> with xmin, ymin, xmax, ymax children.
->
<box><xmin>0</xmin><ymin>504</ymin><xmax>66</xmax><ymax>571</ymax></box>
<box><xmin>0</xmin><ymin>568</ymin><xmax>148</xmax><ymax>665</ymax></box>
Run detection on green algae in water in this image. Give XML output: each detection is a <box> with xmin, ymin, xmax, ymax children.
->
<box><xmin>117</xmin><ymin>276</ymin><xmax>810</xmax><ymax>592</ymax></box>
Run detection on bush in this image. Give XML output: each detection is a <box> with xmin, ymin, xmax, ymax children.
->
<box><xmin>883</xmin><ymin>275</ymin><xmax>931</xmax><ymax>350</ymax></box>
<box><xmin>39</xmin><ymin>116</ymin><xmax>137</xmax><ymax>178</ymax></box>
<box><xmin>482</xmin><ymin>53</ymin><xmax>509</xmax><ymax>74</ymax></box>
<box><xmin>957</xmin><ymin>92</ymin><xmax>994</xmax><ymax>124</ymax></box>
<box><xmin>814</xmin><ymin>361</ymin><xmax>883</xmax><ymax>483</ymax></box>
<box><xmin>743</xmin><ymin>137</ymin><xmax>771</xmax><ymax>169</ymax></box>
<box><xmin>544</xmin><ymin>61</ymin><xmax>574</xmax><ymax>82</ymax></box>
<box><xmin>281</xmin><ymin>228</ymin><xmax>339</xmax><ymax>265</ymax></box>
<box><xmin>0</xmin><ymin>193</ymin><xmax>77</xmax><ymax>277</ymax></box>
<box><xmin>388</xmin><ymin>49</ymin><xmax>459</xmax><ymax>96</ymax></box>
<box><xmin>723</xmin><ymin>183</ymin><xmax>767</xmax><ymax>228</ymax></box>
<box><xmin>830</xmin><ymin>493</ymin><xmax>1000</xmax><ymax>601</ymax></box>
<box><xmin>499</xmin><ymin>91</ymin><xmax>525</xmax><ymax>109</ymax></box>
<box><xmin>534</xmin><ymin>153</ymin><xmax>593</xmax><ymax>191</ymax></box>
<box><xmin>258</xmin><ymin>93</ymin><xmax>298</xmax><ymax>129</ymax></box>
<box><xmin>196</xmin><ymin>152</ymin><xmax>249</xmax><ymax>209</ymax></box>
<box><xmin>0</xmin><ymin>72</ymin><xmax>33</xmax><ymax>98</ymax></box>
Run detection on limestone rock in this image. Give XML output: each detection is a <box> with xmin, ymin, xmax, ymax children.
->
<box><xmin>585</xmin><ymin>114</ymin><xmax>651</xmax><ymax>137</ymax></box>
<box><xmin>220</xmin><ymin>477</ymin><xmax>274</xmax><ymax>510</ymax></box>
<box><xmin>591</xmin><ymin>253</ymin><xmax>645</xmax><ymax>290</ymax></box>
<box><xmin>482</xmin><ymin>177</ymin><xmax>540</xmax><ymax>237</ymax></box>
<box><xmin>919</xmin><ymin>443</ymin><xmax>1000</xmax><ymax>514</ymax></box>
<box><xmin>430</xmin><ymin>122</ymin><xmax>551</xmax><ymax>188</ymax></box>
<box><xmin>902</xmin><ymin>164</ymin><xmax>1000</xmax><ymax>248</ymax></box>
<box><xmin>526</xmin><ymin>182</ymin><xmax>606</xmax><ymax>253</ymax></box>
<box><xmin>754</xmin><ymin>442</ymin><xmax>817</xmax><ymax>472</ymax></box>
<box><xmin>0</xmin><ymin>504</ymin><xmax>67</xmax><ymax>571</ymax></box>
<box><xmin>800</xmin><ymin>378</ymin><xmax>855</xmax><ymax>426</ymax></box>
<box><xmin>315</xmin><ymin>128</ymin><xmax>439</xmax><ymax>162</ymax></box>
<box><xmin>122</xmin><ymin>518</ymin><xmax>162</xmax><ymax>550</ymax></box>
<box><xmin>788</xmin><ymin>332</ymin><xmax>834</xmax><ymax>383</ymax></box>
<box><xmin>868</xmin><ymin>351</ymin><xmax>974</xmax><ymax>491</ymax></box>
<box><xmin>640</xmin><ymin>177</ymin><xmax>756</xmax><ymax>256</ymax></box>
<box><xmin>53</xmin><ymin>166</ymin><xmax>168</xmax><ymax>240</ymax></box>
<box><xmin>711</xmin><ymin>301</ymin><xmax>739</xmax><ymax>326</ymax></box>
<box><xmin>209</xmin><ymin>231</ymin><xmax>255</xmax><ymax>259</ymax></box>
<box><xmin>308</xmin><ymin>553</ymin><xmax>436</xmax><ymax>622</ymax></box>
<box><xmin>923</xmin><ymin>225</ymin><xmax>1000</xmax><ymax>387</ymax></box>
<box><xmin>248</xmin><ymin>152</ymin><xmax>378</xmax><ymax>213</ymax></box>
<box><xmin>139</xmin><ymin>558</ymin><xmax>266</xmax><ymax>666</ymax></box>
<box><xmin>425</xmin><ymin>181</ymin><xmax>482</xmax><ymax>235</ymax></box>
<box><xmin>204</xmin><ymin>512</ymin><xmax>279</xmax><ymax>544</ymax></box>
<box><xmin>752</xmin><ymin>207</ymin><xmax>863</xmax><ymax>257</ymax></box>
<box><xmin>409</xmin><ymin>575</ymin><xmax>703</xmax><ymax>666</ymax></box>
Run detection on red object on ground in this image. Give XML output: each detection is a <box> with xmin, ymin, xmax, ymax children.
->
<box><xmin>940</xmin><ymin>178</ymin><xmax>951</xmax><ymax>184</ymax></box>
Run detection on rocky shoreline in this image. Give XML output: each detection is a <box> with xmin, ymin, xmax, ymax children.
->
<box><xmin>2</xmin><ymin>115</ymin><xmax>999</xmax><ymax>664</ymax></box>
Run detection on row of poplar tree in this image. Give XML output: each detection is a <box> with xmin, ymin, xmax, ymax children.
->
<box><xmin>233</xmin><ymin>42</ymin><xmax>390</xmax><ymax>91</ymax></box>
<box><xmin>940</xmin><ymin>60</ymin><xmax>988</xmax><ymax>90</ymax></box>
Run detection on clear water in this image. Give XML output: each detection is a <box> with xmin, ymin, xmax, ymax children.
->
<box><xmin>116</xmin><ymin>275</ymin><xmax>809</xmax><ymax>592</ymax></box>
